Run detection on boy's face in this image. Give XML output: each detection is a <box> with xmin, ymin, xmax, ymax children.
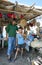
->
<box><xmin>18</xmin><ymin>29</ymin><xmax>22</xmax><ymax>33</ymax></box>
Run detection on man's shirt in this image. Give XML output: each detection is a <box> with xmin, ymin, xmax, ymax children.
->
<box><xmin>6</xmin><ymin>24</ymin><xmax>18</xmax><ymax>37</ymax></box>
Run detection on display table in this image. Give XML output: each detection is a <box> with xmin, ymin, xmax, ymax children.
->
<box><xmin>31</xmin><ymin>38</ymin><xmax>42</xmax><ymax>48</ymax></box>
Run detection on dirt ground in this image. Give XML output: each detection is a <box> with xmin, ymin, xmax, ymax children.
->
<box><xmin>0</xmin><ymin>48</ymin><xmax>42</xmax><ymax>65</ymax></box>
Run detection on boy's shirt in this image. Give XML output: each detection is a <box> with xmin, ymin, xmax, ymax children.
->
<box><xmin>16</xmin><ymin>33</ymin><xmax>24</xmax><ymax>45</ymax></box>
<box><xmin>6</xmin><ymin>24</ymin><xmax>18</xmax><ymax>37</ymax></box>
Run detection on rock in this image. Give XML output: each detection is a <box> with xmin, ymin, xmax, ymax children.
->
<box><xmin>39</xmin><ymin>48</ymin><xmax>42</xmax><ymax>54</ymax></box>
<box><xmin>27</xmin><ymin>57</ymin><xmax>31</xmax><ymax>62</ymax></box>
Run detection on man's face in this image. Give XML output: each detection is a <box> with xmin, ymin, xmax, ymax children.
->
<box><xmin>12</xmin><ymin>21</ymin><xmax>16</xmax><ymax>25</ymax></box>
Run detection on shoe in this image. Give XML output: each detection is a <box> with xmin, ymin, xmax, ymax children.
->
<box><xmin>12</xmin><ymin>58</ymin><xmax>17</xmax><ymax>62</ymax></box>
<box><xmin>8</xmin><ymin>57</ymin><xmax>12</xmax><ymax>63</ymax></box>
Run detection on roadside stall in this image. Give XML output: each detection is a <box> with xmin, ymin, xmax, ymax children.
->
<box><xmin>0</xmin><ymin>0</ymin><xmax>42</xmax><ymax>50</ymax></box>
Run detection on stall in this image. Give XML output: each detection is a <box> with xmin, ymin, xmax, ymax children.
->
<box><xmin>0</xmin><ymin>0</ymin><xmax>42</xmax><ymax>48</ymax></box>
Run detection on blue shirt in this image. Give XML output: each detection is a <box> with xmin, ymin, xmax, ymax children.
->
<box><xmin>16</xmin><ymin>33</ymin><xmax>24</xmax><ymax>45</ymax></box>
<box><xmin>27</xmin><ymin>34</ymin><xmax>34</xmax><ymax>42</ymax></box>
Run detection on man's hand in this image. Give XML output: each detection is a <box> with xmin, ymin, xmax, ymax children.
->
<box><xmin>6</xmin><ymin>37</ymin><xmax>8</xmax><ymax>40</ymax></box>
<box><xmin>6</xmin><ymin>33</ymin><xmax>8</xmax><ymax>40</ymax></box>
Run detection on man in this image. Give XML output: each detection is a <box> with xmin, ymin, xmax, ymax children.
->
<box><xmin>6</xmin><ymin>18</ymin><xmax>18</xmax><ymax>62</ymax></box>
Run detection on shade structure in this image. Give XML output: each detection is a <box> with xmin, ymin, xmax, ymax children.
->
<box><xmin>0</xmin><ymin>1</ymin><xmax>42</xmax><ymax>21</ymax></box>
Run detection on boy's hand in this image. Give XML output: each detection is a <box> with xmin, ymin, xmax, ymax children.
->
<box><xmin>6</xmin><ymin>37</ymin><xmax>8</xmax><ymax>40</ymax></box>
<box><xmin>16</xmin><ymin>44</ymin><xmax>18</xmax><ymax>46</ymax></box>
<box><xmin>23</xmin><ymin>34</ymin><xmax>26</xmax><ymax>39</ymax></box>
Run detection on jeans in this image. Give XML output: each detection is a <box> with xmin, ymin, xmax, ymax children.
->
<box><xmin>25</xmin><ymin>40</ymin><xmax>31</xmax><ymax>51</ymax></box>
<box><xmin>7</xmin><ymin>37</ymin><xmax>16</xmax><ymax>56</ymax></box>
<box><xmin>25</xmin><ymin>35</ymin><xmax>34</xmax><ymax>52</ymax></box>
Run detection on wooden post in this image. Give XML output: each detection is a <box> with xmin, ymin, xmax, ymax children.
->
<box><xmin>32</xmin><ymin>61</ymin><xmax>39</xmax><ymax>65</ymax></box>
<box><xmin>2</xmin><ymin>0</ymin><xmax>7</xmax><ymax>1</ymax></box>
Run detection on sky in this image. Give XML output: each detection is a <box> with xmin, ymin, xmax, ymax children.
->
<box><xmin>8</xmin><ymin>0</ymin><xmax>42</xmax><ymax>6</ymax></box>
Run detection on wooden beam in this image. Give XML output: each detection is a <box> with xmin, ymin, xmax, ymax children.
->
<box><xmin>0</xmin><ymin>9</ymin><xmax>42</xmax><ymax>15</ymax></box>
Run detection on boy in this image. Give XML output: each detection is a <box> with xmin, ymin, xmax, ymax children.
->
<box><xmin>14</xmin><ymin>26</ymin><xmax>25</xmax><ymax>61</ymax></box>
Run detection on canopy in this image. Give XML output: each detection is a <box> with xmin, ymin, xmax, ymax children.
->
<box><xmin>0</xmin><ymin>1</ymin><xmax>42</xmax><ymax>21</ymax></box>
